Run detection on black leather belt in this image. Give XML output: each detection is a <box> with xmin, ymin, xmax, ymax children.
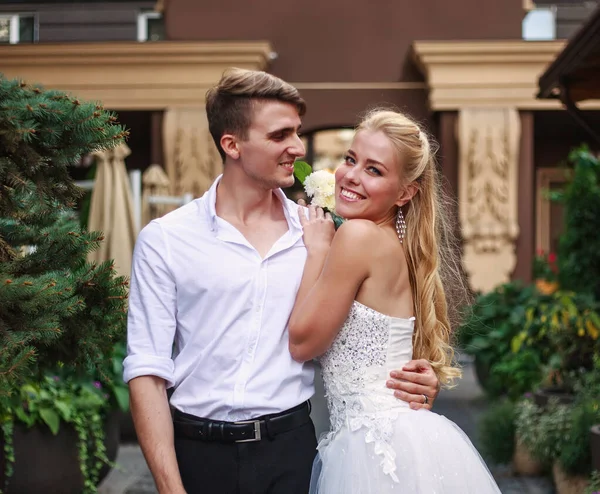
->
<box><xmin>172</xmin><ymin>401</ymin><xmax>311</xmax><ymax>443</ymax></box>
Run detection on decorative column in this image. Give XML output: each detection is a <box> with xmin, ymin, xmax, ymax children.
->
<box><xmin>163</xmin><ymin>108</ymin><xmax>222</xmax><ymax>197</ymax></box>
<box><xmin>457</xmin><ymin>108</ymin><xmax>521</xmax><ymax>293</ymax></box>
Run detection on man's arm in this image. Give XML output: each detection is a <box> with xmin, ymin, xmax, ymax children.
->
<box><xmin>123</xmin><ymin>222</ymin><xmax>181</xmax><ymax>491</ymax></box>
<box><xmin>386</xmin><ymin>359</ymin><xmax>441</xmax><ymax>411</ymax></box>
<box><xmin>129</xmin><ymin>376</ymin><xmax>186</xmax><ymax>494</ymax></box>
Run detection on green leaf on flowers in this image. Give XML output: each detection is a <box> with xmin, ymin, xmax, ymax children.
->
<box><xmin>331</xmin><ymin>212</ymin><xmax>345</xmax><ymax>230</ymax></box>
<box><xmin>293</xmin><ymin>161</ymin><xmax>312</xmax><ymax>184</ymax></box>
<box><xmin>39</xmin><ymin>408</ymin><xmax>60</xmax><ymax>435</ymax></box>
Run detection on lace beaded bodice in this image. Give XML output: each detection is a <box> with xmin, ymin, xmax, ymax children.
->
<box><xmin>318</xmin><ymin>300</ymin><xmax>416</xmax><ymax>481</ymax></box>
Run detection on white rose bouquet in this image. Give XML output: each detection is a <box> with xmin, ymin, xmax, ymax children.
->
<box><xmin>294</xmin><ymin>161</ymin><xmax>345</xmax><ymax>228</ymax></box>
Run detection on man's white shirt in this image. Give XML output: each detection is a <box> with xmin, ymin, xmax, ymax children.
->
<box><xmin>123</xmin><ymin>176</ymin><xmax>315</xmax><ymax>421</ymax></box>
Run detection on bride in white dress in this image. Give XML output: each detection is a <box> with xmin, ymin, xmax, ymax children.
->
<box><xmin>288</xmin><ymin>109</ymin><xmax>501</xmax><ymax>493</ymax></box>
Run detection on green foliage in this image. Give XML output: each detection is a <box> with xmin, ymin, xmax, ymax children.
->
<box><xmin>513</xmin><ymin>289</ymin><xmax>600</xmax><ymax>389</ymax></box>
<box><xmin>457</xmin><ymin>281</ymin><xmax>544</xmax><ymax>398</ymax></box>
<box><xmin>0</xmin><ymin>76</ymin><xmax>128</xmax><ymax>395</ymax></box>
<box><xmin>0</xmin><ymin>76</ymin><xmax>129</xmax><ymax>493</ymax></box>
<box><xmin>559</xmin><ymin>400</ymin><xmax>600</xmax><ymax>476</ymax></box>
<box><xmin>0</xmin><ymin>77</ymin><xmax>126</xmax><ymax>222</ymax></box>
<box><xmin>0</xmin><ymin>209</ymin><xmax>129</xmax><ymax>395</ymax></box>
<box><xmin>584</xmin><ymin>470</ymin><xmax>600</xmax><ymax>494</ymax></box>
<box><xmin>556</xmin><ymin>356</ymin><xmax>600</xmax><ymax>477</ymax></box>
<box><xmin>533</xmin><ymin>251</ymin><xmax>558</xmax><ymax>282</ymax></box>
<box><xmin>487</xmin><ymin>349</ymin><xmax>543</xmax><ymax>401</ymax></box>
<box><xmin>1</xmin><ymin>371</ymin><xmax>116</xmax><ymax>493</ymax></box>
<box><xmin>510</xmin><ymin>357</ymin><xmax>600</xmax><ymax>479</ymax></box>
<box><xmin>477</xmin><ymin>399</ymin><xmax>516</xmax><ymax>464</ymax></box>
<box><xmin>516</xmin><ymin>398</ymin><xmax>572</xmax><ymax>466</ymax></box>
<box><xmin>552</xmin><ymin>146</ymin><xmax>600</xmax><ymax>300</ymax></box>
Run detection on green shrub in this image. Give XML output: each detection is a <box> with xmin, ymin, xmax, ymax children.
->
<box><xmin>487</xmin><ymin>349</ymin><xmax>543</xmax><ymax>400</ymax></box>
<box><xmin>559</xmin><ymin>400</ymin><xmax>600</xmax><ymax>476</ymax></box>
<box><xmin>552</xmin><ymin>147</ymin><xmax>600</xmax><ymax>301</ymax></box>
<box><xmin>516</xmin><ymin>398</ymin><xmax>572</xmax><ymax>466</ymax></box>
<box><xmin>478</xmin><ymin>399</ymin><xmax>516</xmax><ymax>464</ymax></box>
<box><xmin>513</xmin><ymin>289</ymin><xmax>600</xmax><ymax>390</ymax></box>
<box><xmin>457</xmin><ymin>282</ymin><xmax>546</xmax><ymax>398</ymax></box>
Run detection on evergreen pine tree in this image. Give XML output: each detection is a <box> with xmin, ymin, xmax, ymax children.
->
<box><xmin>0</xmin><ymin>76</ymin><xmax>129</xmax><ymax>397</ymax></box>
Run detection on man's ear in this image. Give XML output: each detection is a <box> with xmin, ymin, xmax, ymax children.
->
<box><xmin>220</xmin><ymin>134</ymin><xmax>240</xmax><ymax>160</ymax></box>
<box><xmin>396</xmin><ymin>182</ymin><xmax>418</xmax><ymax>207</ymax></box>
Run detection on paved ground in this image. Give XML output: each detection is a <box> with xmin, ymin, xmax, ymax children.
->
<box><xmin>98</xmin><ymin>360</ymin><xmax>555</xmax><ymax>494</ymax></box>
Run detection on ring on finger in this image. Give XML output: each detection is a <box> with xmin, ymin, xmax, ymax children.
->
<box><xmin>422</xmin><ymin>394</ymin><xmax>429</xmax><ymax>405</ymax></box>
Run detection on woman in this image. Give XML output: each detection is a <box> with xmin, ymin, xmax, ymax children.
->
<box><xmin>288</xmin><ymin>109</ymin><xmax>501</xmax><ymax>493</ymax></box>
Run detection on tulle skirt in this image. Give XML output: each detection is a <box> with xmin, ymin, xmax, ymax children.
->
<box><xmin>309</xmin><ymin>409</ymin><xmax>501</xmax><ymax>494</ymax></box>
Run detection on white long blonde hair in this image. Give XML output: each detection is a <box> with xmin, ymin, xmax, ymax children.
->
<box><xmin>357</xmin><ymin>110</ymin><xmax>468</xmax><ymax>386</ymax></box>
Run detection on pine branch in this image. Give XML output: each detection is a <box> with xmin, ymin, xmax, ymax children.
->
<box><xmin>0</xmin><ymin>76</ymin><xmax>129</xmax><ymax>397</ymax></box>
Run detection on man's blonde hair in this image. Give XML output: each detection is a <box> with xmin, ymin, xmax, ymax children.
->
<box><xmin>205</xmin><ymin>68</ymin><xmax>306</xmax><ymax>161</ymax></box>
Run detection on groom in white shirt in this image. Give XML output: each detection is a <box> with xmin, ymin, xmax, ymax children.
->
<box><xmin>124</xmin><ymin>67</ymin><xmax>441</xmax><ymax>494</ymax></box>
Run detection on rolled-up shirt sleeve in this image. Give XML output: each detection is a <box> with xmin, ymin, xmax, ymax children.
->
<box><xmin>123</xmin><ymin>221</ymin><xmax>176</xmax><ymax>386</ymax></box>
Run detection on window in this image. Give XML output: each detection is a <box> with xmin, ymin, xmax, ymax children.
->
<box><xmin>137</xmin><ymin>11</ymin><xmax>164</xmax><ymax>42</ymax></box>
<box><xmin>0</xmin><ymin>14</ymin><xmax>36</xmax><ymax>44</ymax></box>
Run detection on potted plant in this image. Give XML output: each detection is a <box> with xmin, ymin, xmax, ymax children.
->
<box><xmin>512</xmin><ymin>289</ymin><xmax>600</xmax><ymax>406</ymax></box>
<box><xmin>553</xmin><ymin>365</ymin><xmax>600</xmax><ymax>494</ymax></box>
<box><xmin>0</xmin><ymin>77</ymin><xmax>128</xmax><ymax>493</ymax></box>
<box><xmin>516</xmin><ymin>396</ymin><xmax>573</xmax><ymax>469</ymax></box>
<box><xmin>0</xmin><ymin>360</ymin><xmax>128</xmax><ymax>494</ymax></box>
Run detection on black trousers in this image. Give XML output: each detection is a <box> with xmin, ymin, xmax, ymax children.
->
<box><xmin>174</xmin><ymin>412</ymin><xmax>317</xmax><ymax>494</ymax></box>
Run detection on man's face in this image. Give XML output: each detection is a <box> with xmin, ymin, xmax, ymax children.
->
<box><xmin>237</xmin><ymin>100</ymin><xmax>305</xmax><ymax>190</ymax></box>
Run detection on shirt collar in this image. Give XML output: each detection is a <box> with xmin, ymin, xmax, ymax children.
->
<box><xmin>204</xmin><ymin>175</ymin><xmax>302</xmax><ymax>233</ymax></box>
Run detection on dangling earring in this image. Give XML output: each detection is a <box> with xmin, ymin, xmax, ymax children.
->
<box><xmin>395</xmin><ymin>207</ymin><xmax>406</xmax><ymax>244</ymax></box>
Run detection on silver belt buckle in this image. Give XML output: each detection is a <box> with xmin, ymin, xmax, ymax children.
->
<box><xmin>234</xmin><ymin>420</ymin><xmax>262</xmax><ymax>442</ymax></box>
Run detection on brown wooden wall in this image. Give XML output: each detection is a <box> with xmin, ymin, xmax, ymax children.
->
<box><xmin>0</xmin><ymin>1</ymin><xmax>155</xmax><ymax>42</ymax></box>
<box><xmin>165</xmin><ymin>0</ymin><xmax>525</xmax><ymax>132</ymax></box>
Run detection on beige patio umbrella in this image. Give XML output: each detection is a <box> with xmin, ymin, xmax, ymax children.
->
<box><xmin>141</xmin><ymin>164</ymin><xmax>173</xmax><ymax>227</ymax></box>
<box><xmin>87</xmin><ymin>143</ymin><xmax>136</xmax><ymax>278</ymax></box>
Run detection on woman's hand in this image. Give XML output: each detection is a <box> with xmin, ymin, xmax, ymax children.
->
<box><xmin>298</xmin><ymin>200</ymin><xmax>335</xmax><ymax>254</ymax></box>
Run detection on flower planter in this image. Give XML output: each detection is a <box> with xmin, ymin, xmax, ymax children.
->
<box><xmin>513</xmin><ymin>436</ymin><xmax>543</xmax><ymax>476</ymax></box>
<box><xmin>533</xmin><ymin>387</ymin><xmax>575</xmax><ymax>409</ymax></box>
<box><xmin>552</xmin><ymin>462</ymin><xmax>589</xmax><ymax>494</ymax></box>
<box><xmin>591</xmin><ymin>424</ymin><xmax>600</xmax><ymax>471</ymax></box>
<box><xmin>0</xmin><ymin>412</ymin><xmax>120</xmax><ymax>494</ymax></box>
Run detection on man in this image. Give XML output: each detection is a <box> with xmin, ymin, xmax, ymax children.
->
<box><xmin>124</xmin><ymin>68</ymin><xmax>440</xmax><ymax>494</ymax></box>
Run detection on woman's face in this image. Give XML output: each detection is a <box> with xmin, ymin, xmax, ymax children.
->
<box><xmin>334</xmin><ymin>129</ymin><xmax>406</xmax><ymax>223</ymax></box>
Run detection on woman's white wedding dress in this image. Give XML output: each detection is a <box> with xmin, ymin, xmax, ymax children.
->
<box><xmin>309</xmin><ymin>301</ymin><xmax>501</xmax><ymax>493</ymax></box>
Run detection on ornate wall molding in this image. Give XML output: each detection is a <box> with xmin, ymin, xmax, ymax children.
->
<box><xmin>0</xmin><ymin>41</ymin><xmax>273</xmax><ymax>109</ymax></box>
<box><xmin>163</xmin><ymin>108</ymin><xmax>222</xmax><ymax>197</ymax></box>
<box><xmin>413</xmin><ymin>40</ymin><xmax>600</xmax><ymax>110</ymax></box>
<box><xmin>458</xmin><ymin>108</ymin><xmax>521</xmax><ymax>292</ymax></box>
